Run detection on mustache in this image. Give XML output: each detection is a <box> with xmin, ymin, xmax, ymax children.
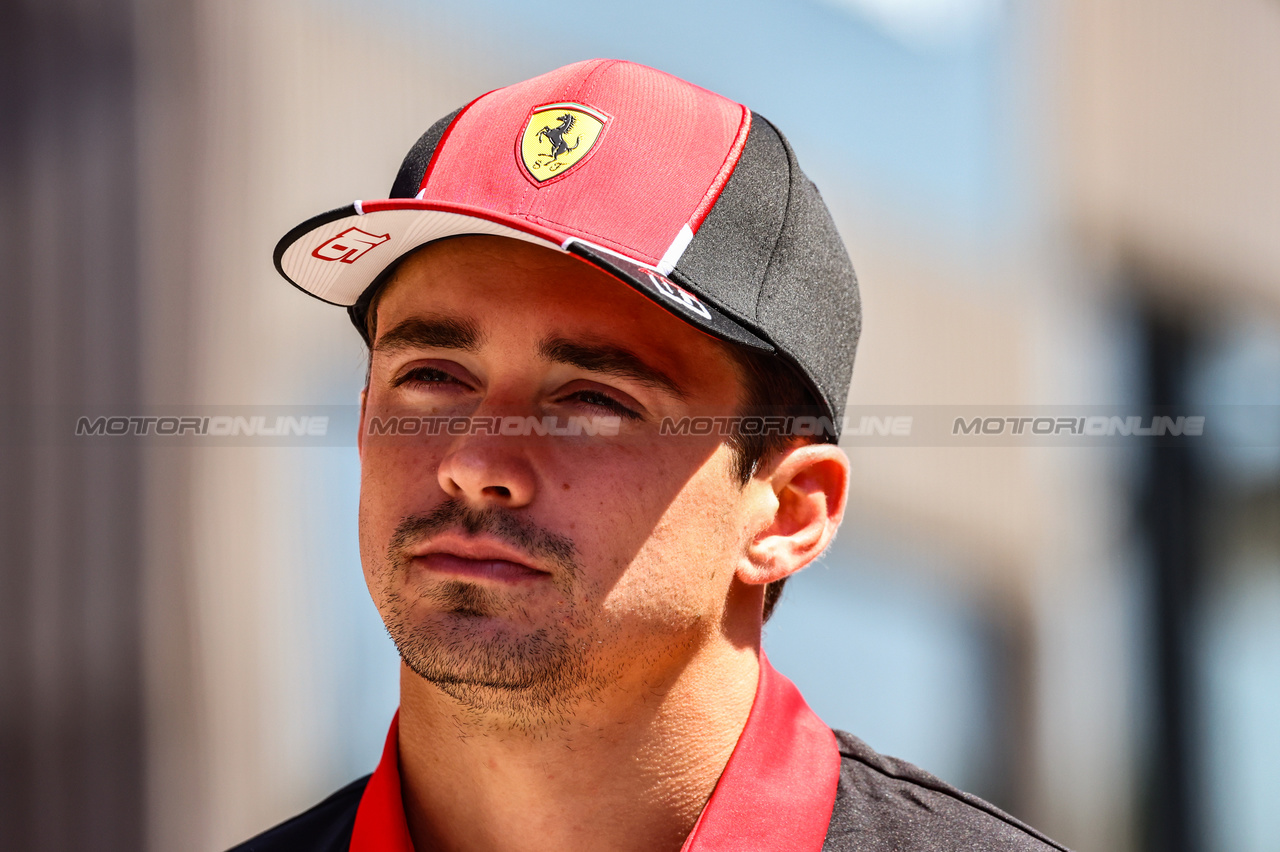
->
<box><xmin>387</xmin><ymin>499</ymin><xmax>580</xmax><ymax>577</ymax></box>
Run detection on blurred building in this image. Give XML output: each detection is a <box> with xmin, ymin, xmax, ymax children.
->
<box><xmin>2</xmin><ymin>0</ymin><xmax>1278</xmax><ymax>850</ymax></box>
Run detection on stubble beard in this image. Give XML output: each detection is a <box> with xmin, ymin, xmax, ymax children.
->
<box><xmin>374</xmin><ymin>500</ymin><xmax>612</xmax><ymax>731</ymax></box>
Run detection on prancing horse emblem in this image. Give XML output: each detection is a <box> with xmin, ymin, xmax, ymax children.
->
<box><xmin>535</xmin><ymin>114</ymin><xmax>580</xmax><ymax>169</ymax></box>
<box><xmin>519</xmin><ymin>103</ymin><xmax>608</xmax><ymax>184</ymax></box>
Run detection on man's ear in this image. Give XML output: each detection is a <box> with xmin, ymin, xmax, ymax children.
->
<box><xmin>739</xmin><ymin>444</ymin><xmax>849</xmax><ymax>586</ymax></box>
<box><xmin>356</xmin><ymin>386</ymin><xmax>368</xmax><ymax>460</ymax></box>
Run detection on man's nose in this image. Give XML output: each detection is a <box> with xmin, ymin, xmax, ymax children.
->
<box><xmin>436</xmin><ymin>428</ymin><xmax>537</xmax><ymax>508</ymax></box>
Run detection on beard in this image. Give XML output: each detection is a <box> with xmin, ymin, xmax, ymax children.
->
<box><xmin>373</xmin><ymin>500</ymin><xmax>608</xmax><ymax>727</ymax></box>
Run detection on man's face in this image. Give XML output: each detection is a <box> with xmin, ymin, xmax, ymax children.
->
<box><xmin>358</xmin><ymin>236</ymin><xmax>760</xmax><ymax>726</ymax></box>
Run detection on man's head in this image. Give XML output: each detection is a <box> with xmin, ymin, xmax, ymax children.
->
<box><xmin>355</xmin><ymin>236</ymin><xmax>848</xmax><ymax>727</ymax></box>
<box><xmin>274</xmin><ymin>60</ymin><xmax>860</xmax><ymax>726</ymax></box>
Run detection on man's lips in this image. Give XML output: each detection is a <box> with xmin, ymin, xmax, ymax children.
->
<box><xmin>407</xmin><ymin>536</ymin><xmax>550</xmax><ymax>583</ymax></box>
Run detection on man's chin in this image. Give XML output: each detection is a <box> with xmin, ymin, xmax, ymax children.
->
<box><xmin>393</xmin><ymin>617</ymin><xmax>563</xmax><ymax>689</ymax></box>
<box><xmin>386</xmin><ymin>612</ymin><xmax>603</xmax><ymax>725</ymax></box>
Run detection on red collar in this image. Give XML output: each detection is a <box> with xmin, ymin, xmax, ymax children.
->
<box><xmin>350</xmin><ymin>656</ymin><xmax>839</xmax><ymax>852</ymax></box>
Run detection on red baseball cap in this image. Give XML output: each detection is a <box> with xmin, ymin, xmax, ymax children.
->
<box><xmin>274</xmin><ymin>59</ymin><xmax>860</xmax><ymax>430</ymax></box>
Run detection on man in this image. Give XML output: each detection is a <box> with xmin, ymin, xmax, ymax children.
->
<box><xmin>237</xmin><ymin>60</ymin><xmax>1066</xmax><ymax>851</ymax></box>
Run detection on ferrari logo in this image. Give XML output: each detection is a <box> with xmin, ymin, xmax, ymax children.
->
<box><xmin>519</xmin><ymin>103</ymin><xmax>607</xmax><ymax>183</ymax></box>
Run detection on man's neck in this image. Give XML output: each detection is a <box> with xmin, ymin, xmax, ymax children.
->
<box><xmin>396</xmin><ymin>642</ymin><xmax>760</xmax><ymax>852</ymax></box>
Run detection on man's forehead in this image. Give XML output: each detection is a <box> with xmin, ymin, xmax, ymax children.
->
<box><xmin>368</xmin><ymin>238</ymin><xmax>608</xmax><ymax>335</ymax></box>
<box><xmin>375</xmin><ymin>237</ymin><xmax>708</xmax><ymax>337</ymax></box>
<box><xmin>373</xmin><ymin>237</ymin><xmax>622</xmax><ymax>315</ymax></box>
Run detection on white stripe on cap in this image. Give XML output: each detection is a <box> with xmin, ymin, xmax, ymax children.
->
<box><xmin>655</xmin><ymin>224</ymin><xmax>694</xmax><ymax>275</ymax></box>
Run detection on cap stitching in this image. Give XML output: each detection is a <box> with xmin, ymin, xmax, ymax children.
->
<box><xmin>687</xmin><ymin>105</ymin><xmax>752</xmax><ymax>234</ymax></box>
<box><xmin>419</xmin><ymin>92</ymin><xmax>489</xmax><ymax>195</ymax></box>
<box><xmin>674</xmin><ymin>114</ymin><xmax>789</xmax><ymax>324</ymax></box>
<box><xmin>753</xmin><ymin>115</ymin><xmax>794</xmax><ymax>324</ymax></box>
<box><xmin>577</xmin><ymin>58</ymin><xmax>621</xmax><ymax>100</ymax></box>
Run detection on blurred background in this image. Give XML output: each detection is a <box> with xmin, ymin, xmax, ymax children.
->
<box><xmin>3</xmin><ymin>0</ymin><xmax>1279</xmax><ymax>849</ymax></box>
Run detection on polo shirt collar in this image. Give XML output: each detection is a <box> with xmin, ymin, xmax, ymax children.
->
<box><xmin>350</xmin><ymin>656</ymin><xmax>839</xmax><ymax>852</ymax></box>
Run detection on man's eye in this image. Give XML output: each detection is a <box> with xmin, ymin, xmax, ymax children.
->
<box><xmin>566</xmin><ymin>389</ymin><xmax>641</xmax><ymax>420</ymax></box>
<box><xmin>393</xmin><ymin>366</ymin><xmax>468</xmax><ymax>389</ymax></box>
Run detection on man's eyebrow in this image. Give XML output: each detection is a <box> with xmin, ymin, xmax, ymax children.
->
<box><xmin>373</xmin><ymin>315</ymin><xmax>484</xmax><ymax>354</ymax></box>
<box><xmin>538</xmin><ymin>336</ymin><xmax>684</xmax><ymax>398</ymax></box>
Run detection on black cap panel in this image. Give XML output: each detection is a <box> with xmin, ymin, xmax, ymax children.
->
<box><xmin>674</xmin><ymin>113</ymin><xmax>860</xmax><ymax>428</ymax></box>
<box><xmin>756</xmin><ymin>161</ymin><xmax>860</xmax><ymax>426</ymax></box>
<box><xmin>671</xmin><ymin>112</ymin><xmax>789</xmax><ymax>322</ymax></box>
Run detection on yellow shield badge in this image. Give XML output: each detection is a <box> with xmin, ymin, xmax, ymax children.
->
<box><xmin>519</xmin><ymin>103</ymin><xmax>608</xmax><ymax>184</ymax></box>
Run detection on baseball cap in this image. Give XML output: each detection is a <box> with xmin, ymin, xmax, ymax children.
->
<box><xmin>274</xmin><ymin>59</ymin><xmax>860</xmax><ymax>431</ymax></box>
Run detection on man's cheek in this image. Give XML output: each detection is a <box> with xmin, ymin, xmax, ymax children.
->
<box><xmin>363</xmin><ymin>438</ymin><xmax>444</xmax><ymax>492</ymax></box>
